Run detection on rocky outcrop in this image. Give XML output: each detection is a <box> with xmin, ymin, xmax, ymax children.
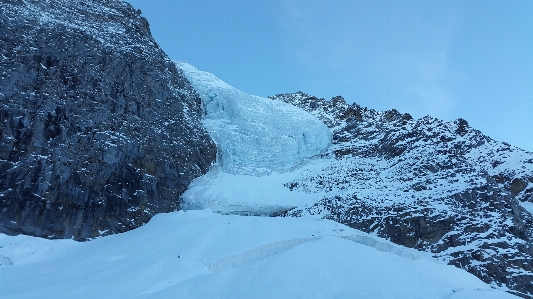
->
<box><xmin>0</xmin><ymin>0</ymin><xmax>216</xmax><ymax>240</ymax></box>
<box><xmin>271</xmin><ymin>92</ymin><xmax>533</xmax><ymax>298</ymax></box>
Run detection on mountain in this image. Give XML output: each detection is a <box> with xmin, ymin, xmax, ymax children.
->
<box><xmin>268</xmin><ymin>92</ymin><xmax>533</xmax><ymax>298</ymax></box>
<box><xmin>1</xmin><ymin>0</ymin><xmax>532</xmax><ymax>298</ymax></box>
<box><xmin>176</xmin><ymin>63</ymin><xmax>532</xmax><ymax>297</ymax></box>
<box><xmin>0</xmin><ymin>0</ymin><xmax>216</xmax><ymax>240</ymax></box>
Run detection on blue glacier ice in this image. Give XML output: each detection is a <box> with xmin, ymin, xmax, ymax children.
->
<box><xmin>176</xmin><ymin>62</ymin><xmax>331</xmax><ymax>175</ymax></box>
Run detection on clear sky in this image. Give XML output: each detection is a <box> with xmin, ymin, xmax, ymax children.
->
<box><xmin>127</xmin><ymin>0</ymin><xmax>533</xmax><ymax>152</ymax></box>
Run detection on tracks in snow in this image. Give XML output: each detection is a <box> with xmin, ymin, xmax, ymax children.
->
<box><xmin>207</xmin><ymin>237</ymin><xmax>320</xmax><ymax>272</ymax></box>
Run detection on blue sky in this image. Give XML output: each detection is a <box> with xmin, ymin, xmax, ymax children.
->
<box><xmin>128</xmin><ymin>0</ymin><xmax>533</xmax><ymax>152</ymax></box>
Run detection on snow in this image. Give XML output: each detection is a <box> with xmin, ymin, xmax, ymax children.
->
<box><xmin>0</xmin><ymin>210</ymin><xmax>518</xmax><ymax>299</ymax></box>
<box><xmin>181</xmin><ymin>158</ymin><xmax>331</xmax><ymax>215</ymax></box>
<box><xmin>176</xmin><ymin>61</ymin><xmax>331</xmax><ymax>175</ymax></box>
<box><xmin>520</xmin><ymin>201</ymin><xmax>533</xmax><ymax>214</ymax></box>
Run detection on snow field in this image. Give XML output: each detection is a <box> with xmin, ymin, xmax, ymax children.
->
<box><xmin>0</xmin><ymin>210</ymin><xmax>518</xmax><ymax>299</ymax></box>
<box><xmin>180</xmin><ymin>158</ymin><xmax>333</xmax><ymax>215</ymax></box>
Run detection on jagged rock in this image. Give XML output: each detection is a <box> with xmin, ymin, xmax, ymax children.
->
<box><xmin>511</xmin><ymin>178</ymin><xmax>529</xmax><ymax>195</ymax></box>
<box><xmin>271</xmin><ymin>92</ymin><xmax>533</xmax><ymax>298</ymax></box>
<box><xmin>0</xmin><ymin>0</ymin><xmax>216</xmax><ymax>240</ymax></box>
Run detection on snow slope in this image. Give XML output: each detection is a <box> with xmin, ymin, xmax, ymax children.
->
<box><xmin>0</xmin><ymin>210</ymin><xmax>518</xmax><ymax>299</ymax></box>
<box><xmin>180</xmin><ymin>158</ymin><xmax>332</xmax><ymax>216</ymax></box>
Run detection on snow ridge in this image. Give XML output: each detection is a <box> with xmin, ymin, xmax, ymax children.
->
<box><xmin>206</xmin><ymin>237</ymin><xmax>320</xmax><ymax>272</ymax></box>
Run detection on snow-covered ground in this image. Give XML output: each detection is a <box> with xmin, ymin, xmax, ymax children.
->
<box><xmin>181</xmin><ymin>159</ymin><xmax>330</xmax><ymax>215</ymax></box>
<box><xmin>520</xmin><ymin>201</ymin><xmax>533</xmax><ymax>214</ymax></box>
<box><xmin>0</xmin><ymin>210</ymin><xmax>518</xmax><ymax>299</ymax></box>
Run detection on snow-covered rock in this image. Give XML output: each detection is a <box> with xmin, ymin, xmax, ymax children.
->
<box><xmin>0</xmin><ymin>0</ymin><xmax>216</xmax><ymax>240</ymax></box>
<box><xmin>270</xmin><ymin>91</ymin><xmax>533</xmax><ymax>298</ymax></box>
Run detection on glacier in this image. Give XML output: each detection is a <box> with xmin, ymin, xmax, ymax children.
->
<box><xmin>177</xmin><ymin>62</ymin><xmax>332</xmax><ymax>214</ymax></box>
<box><xmin>176</xmin><ymin>62</ymin><xmax>331</xmax><ymax>175</ymax></box>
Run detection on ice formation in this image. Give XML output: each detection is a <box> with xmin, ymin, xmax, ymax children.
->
<box><xmin>176</xmin><ymin>62</ymin><xmax>331</xmax><ymax>175</ymax></box>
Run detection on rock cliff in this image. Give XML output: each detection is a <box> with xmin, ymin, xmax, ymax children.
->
<box><xmin>0</xmin><ymin>0</ymin><xmax>216</xmax><ymax>240</ymax></box>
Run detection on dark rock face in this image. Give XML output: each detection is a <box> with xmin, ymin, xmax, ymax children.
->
<box><xmin>0</xmin><ymin>0</ymin><xmax>216</xmax><ymax>240</ymax></box>
<box><xmin>271</xmin><ymin>92</ymin><xmax>533</xmax><ymax>298</ymax></box>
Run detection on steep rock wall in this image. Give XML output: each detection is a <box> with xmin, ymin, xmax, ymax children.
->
<box><xmin>0</xmin><ymin>0</ymin><xmax>216</xmax><ymax>240</ymax></box>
